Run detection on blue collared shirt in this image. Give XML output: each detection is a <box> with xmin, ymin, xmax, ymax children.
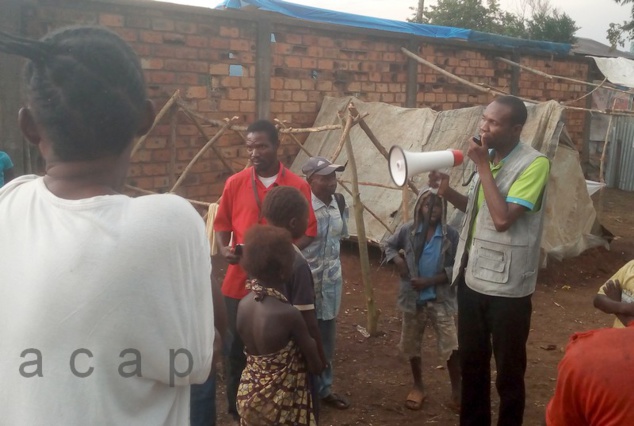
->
<box><xmin>301</xmin><ymin>193</ymin><xmax>349</xmax><ymax>320</ymax></box>
<box><xmin>416</xmin><ymin>223</ymin><xmax>443</xmax><ymax>304</ymax></box>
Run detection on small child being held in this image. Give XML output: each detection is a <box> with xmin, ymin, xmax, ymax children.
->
<box><xmin>236</xmin><ymin>225</ymin><xmax>323</xmax><ymax>425</ymax></box>
<box><xmin>383</xmin><ymin>189</ymin><xmax>461</xmax><ymax>412</ymax></box>
<box><xmin>593</xmin><ymin>260</ymin><xmax>634</xmax><ymax>327</ymax></box>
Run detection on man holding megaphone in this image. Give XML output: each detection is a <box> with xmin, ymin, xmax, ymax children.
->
<box><xmin>429</xmin><ymin>96</ymin><xmax>550</xmax><ymax>426</ymax></box>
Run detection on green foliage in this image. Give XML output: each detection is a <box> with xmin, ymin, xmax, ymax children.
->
<box><xmin>527</xmin><ymin>11</ymin><xmax>578</xmax><ymax>44</ymax></box>
<box><xmin>608</xmin><ymin>0</ymin><xmax>634</xmax><ymax>47</ymax></box>
<box><xmin>408</xmin><ymin>0</ymin><xmax>578</xmax><ymax>44</ymax></box>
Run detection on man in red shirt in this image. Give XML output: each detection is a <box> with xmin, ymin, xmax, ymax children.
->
<box><xmin>545</xmin><ymin>323</ymin><xmax>634</xmax><ymax>426</ymax></box>
<box><xmin>213</xmin><ymin>119</ymin><xmax>317</xmax><ymax>421</ymax></box>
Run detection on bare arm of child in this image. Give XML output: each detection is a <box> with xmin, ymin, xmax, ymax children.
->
<box><xmin>593</xmin><ymin>279</ymin><xmax>634</xmax><ymax>326</ymax></box>
<box><xmin>411</xmin><ymin>271</ymin><xmax>449</xmax><ymax>290</ymax></box>
<box><xmin>290</xmin><ymin>309</ymin><xmax>324</xmax><ymax>375</ymax></box>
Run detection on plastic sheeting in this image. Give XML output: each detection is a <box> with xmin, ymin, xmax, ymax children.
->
<box><xmin>218</xmin><ymin>0</ymin><xmax>571</xmax><ymax>55</ymax></box>
<box><xmin>289</xmin><ymin>97</ymin><xmax>608</xmax><ymax>263</ymax></box>
<box><xmin>591</xmin><ymin>56</ymin><xmax>634</xmax><ymax>88</ymax></box>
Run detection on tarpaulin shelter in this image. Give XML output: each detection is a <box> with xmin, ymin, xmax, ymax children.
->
<box><xmin>290</xmin><ymin>97</ymin><xmax>608</xmax><ymax>263</ymax></box>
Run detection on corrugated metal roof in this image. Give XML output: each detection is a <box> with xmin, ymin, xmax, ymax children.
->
<box><xmin>607</xmin><ymin>116</ymin><xmax>634</xmax><ymax>191</ymax></box>
<box><xmin>572</xmin><ymin>37</ymin><xmax>634</xmax><ymax>59</ymax></box>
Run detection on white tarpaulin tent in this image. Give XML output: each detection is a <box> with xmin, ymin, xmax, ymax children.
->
<box><xmin>592</xmin><ymin>56</ymin><xmax>634</xmax><ymax>88</ymax></box>
<box><xmin>290</xmin><ymin>96</ymin><xmax>608</xmax><ymax>263</ymax></box>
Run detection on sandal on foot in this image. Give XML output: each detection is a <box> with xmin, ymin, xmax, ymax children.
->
<box><xmin>405</xmin><ymin>388</ymin><xmax>426</xmax><ymax>410</ymax></box>
<box><xmin>322</xmin><ymin>393</ymin><xmax>350</xmax><ymax>410</ymax></box>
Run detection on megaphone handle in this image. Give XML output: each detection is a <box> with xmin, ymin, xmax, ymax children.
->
<box><xmin>429</xmin><ymin>167</ymin><xmax>451</xmax><ymax>194</ymax></box>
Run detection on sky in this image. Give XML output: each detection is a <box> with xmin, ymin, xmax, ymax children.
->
<box><xmin>155</xmin><ymin>0</ymin><xmax>631</xmax><ymax>45</ymax></box>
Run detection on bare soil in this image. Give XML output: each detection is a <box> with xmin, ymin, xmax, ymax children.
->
<box><xmin>217</xmin><ymin>187</ymin><xmax>634</xmax><ymax>425</ymax></box>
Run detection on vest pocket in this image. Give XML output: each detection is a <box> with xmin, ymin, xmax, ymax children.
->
<box><xmin>471</xmin><ymin>242</ymin><xmax>510</xmax><ymax>284</ymax></box>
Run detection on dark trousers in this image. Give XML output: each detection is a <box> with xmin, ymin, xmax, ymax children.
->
<box><xmin>225</xmin><ymin>296</ymin><xmax>246</xmax><ymax>418</ymax></box>
<box><xmin>458</xmin><ymin>280</ymin><xmax>532</xmax><ymax>426</ymax></box>
<box><xmin>190</xmin><ymin>372</ymin><xmax>216</xmax><ymax>426</ymax></box>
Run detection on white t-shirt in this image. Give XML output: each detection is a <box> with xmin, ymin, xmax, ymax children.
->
<box><xmin>0</xmin><ymin>176</ymin><xmax>214</xmax><ymax>425</ymax></box>
<box><xmin>257</xmin><ymin>173</ymin><xmax>278</xmax><ymax>188</ymax></box>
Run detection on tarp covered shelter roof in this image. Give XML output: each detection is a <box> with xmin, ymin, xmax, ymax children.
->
<box><xmin>591</xmin><ymin>56</ymin><xmax>634</xmax><ymax>89</ymax></box>
<box><xmin>289</xmin><ymin>97</ymin><xmax>607</xmax><ymax>263</ymax></box>
<box><xmin>218</xmin><ymin>0</ymin><xmax>571</xmax><ymax>55</ymax></box>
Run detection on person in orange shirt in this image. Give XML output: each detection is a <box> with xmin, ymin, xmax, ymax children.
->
<box><xmin>545</xmin><ymin>323</ymin><xmax>634</xmax><ymax>425</ymax></box>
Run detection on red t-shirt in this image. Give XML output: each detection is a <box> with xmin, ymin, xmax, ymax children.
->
<box><xmin>213</xmin><ymin>163</ymin><xmax>317</xmax><ymax>299</ymax></box>
<box><xmin>545</xmin><ymin>322</ymin><xmax>634</xmax><ymax>426</ymax></box>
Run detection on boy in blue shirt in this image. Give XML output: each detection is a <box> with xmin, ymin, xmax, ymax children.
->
<box><xmin>383</xmin><ymin>188</ymin><xmax>460</xmax><ymax>412</ymax></box>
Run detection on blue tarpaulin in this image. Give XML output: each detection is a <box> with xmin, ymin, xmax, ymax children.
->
<box><xmin>217</xmin><ymin>0</ymin><xmax>571</xmax><ymax>55</ymax></box>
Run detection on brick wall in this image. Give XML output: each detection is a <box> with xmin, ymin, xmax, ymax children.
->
<box><xmin>13</xmin><ymin>0</ymin><xmax>591</xmax><ymax>203</ymax></box>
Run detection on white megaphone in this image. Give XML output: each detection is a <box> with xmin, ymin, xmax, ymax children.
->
<box><xmin>388</xmin><ymin>146</ymin><xmax>464</xmax><ymax>187</ymax></box>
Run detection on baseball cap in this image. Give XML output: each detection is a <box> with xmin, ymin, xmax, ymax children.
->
<box><xmin>302</xmin><ymin>156</ymin><xmax>345</xmax><ymax>178</ymax></box>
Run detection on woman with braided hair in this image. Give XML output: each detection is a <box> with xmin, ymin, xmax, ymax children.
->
<box><xmin>0</xmin><ymin>26</ymin><xmax>216</xmax><ymax>425</ymax></box>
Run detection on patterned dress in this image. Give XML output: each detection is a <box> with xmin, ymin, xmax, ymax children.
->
<box><xmin>237</xmin><ymin>282</ymin><xmax>316</xmax><ymax>426</ymax></box>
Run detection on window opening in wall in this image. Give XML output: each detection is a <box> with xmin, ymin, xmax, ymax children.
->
<box><xmin>271</xmin><ymin>33</ymin><xmax>276</xmax><ymax>42</ymax></box>
<box><xmin>229</xmin><ymin>65</ymin><xmax>244</xmax><ymax>77</ymax></box>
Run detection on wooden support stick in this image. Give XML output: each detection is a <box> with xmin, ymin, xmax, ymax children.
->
<box><xmin>170</xmin><ymin>117</ymin><xmax>238</xmax><ymax>193</ymax></box>
<box><xmin>125</xmin><ymin>185</ymin><xmax>211</xmax><ymax>207</ymax></box>
<box><xmin>131</xmin><ymin>90</ymin><xmax>180</xmax><ymax>157</ymax></box>
<box><xmin>180</xmin><ymin>108</ymin><xmax>236</xmax><ymax>176</ymax></box>
<box><xmin>348</xmin><ymin>103</ymin><xmax>420</xmax><ymax>196</ymax></box>
<box><xmin>342</xmin><ymin>108</ymin><xmax>380</xmax><ymax>336</ymax></box>
<box><xmin>169</xmin><ymin>108</ymin><xmax>177</xmax><ymax>187</ymax></box>
<box><xmin>280</xmin><ymin>124</ymin><xmax>343</xmax><ymax>133</ymax></box>
<box><xmin>278</xmin><ymin>116</ymin><xmax>392</xmax><ymax>234</ymax></box>
<box><xmin>331</xmin><ymin>110</ymin><xmax>354</xmax><ymax>163</ymax></box>
<box><xmin>275</xmin><ymin>120</ymin><xmax>315</xmax><ymax>158</ymax></box>
<box><xmin>401</xmin><ymin>47</ymin><xmax>495</xmax><ymax>96</ymax></box>
<box><xmin>403</xmin><ymin>48</ymin><xmax>634</xmax><ymax>117</ymax></box>
<box><xmin>599</xmin><ymin>114</ymin><xmax>614</xmax><ymax>184</ymax></box>
<box><xmin>339</xmin><ymin>179</ymin><xmax>406</xmax><ymax>191</ymax></box>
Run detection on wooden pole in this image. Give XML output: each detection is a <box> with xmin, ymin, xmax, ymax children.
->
<box><xmin>336</xmin><ymin>180</ymin><xmax>393</xmax><ymax>233</ymax></box>
<box><xmin>168</xmin><ymin>108</ymin><xmax>177</xmax><ymax>187</ymax></box>
<box><xmin>495</xmin><ymin>56</ymin><xmax>633</xmax><ymax>96</ymax></box>
<box><xmin>348</xmin><ymin>103</ymin><xmax>419</xmax><ymax>196</ymax></box>
<box><xmin>331</xmin><ymin>111</ymin><xmax>355</xmax><ymax>163</ymax></box>
<box><xmin>402</xmin><ymin>48</ymin><xmax>634</xmax><ymax>117</ymax></box>
<box><xmin>342</xmin><ymin>106</ymin><xmax>380</xmax><ymax>336</ymax></box>
<box><xmin>131</xmin><ymin>90</ymin><xmax>180</xmax><ymax>158</ymax></box>
<box><xmin>179</xmin><ymin>106</ymin><xmax>236</xmax><ymax>175</ymax></box>
<box><xmin>599</xmin><ymin>114</ymin><xmax>614</xmax><ymax>184</ymax></box>
<box><xmin>125</xmin><ymin>184</ymin><xmax>211</xmax><ymax>207</ymax></box>
<box><xmin>276</xmin><ymin>120</ymin><xmax>393</xmax><ymax>234</ymax></box>
<box><xmin>170</xmin><ymin>117</ymin><xmax>238</xmax><ymax>193</ymax></box>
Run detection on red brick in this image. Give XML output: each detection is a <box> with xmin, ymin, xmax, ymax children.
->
<box><xmin>219</xmin><ymin>26</ymin><xmax>240</xmax><ymax>38</ymax></box>
<box><xmin>141</xmin><ymin>58</ymin><xmax>164</xmax><ymax>70</ymax></box>
<box><xmin>152</xmin><ymin>18</ymin><xmax>174</xmax><ymax>31</ymax></box>
<box><xmin>127</xmin><ymin>15</ymin><xmax>151</xmax><ymax>29</ymax></box>
<box><xmin>240</xmin><ymin>101</ymin><xmax>255</xmax><ymax>112</ymax></box>
<box><xmin>140</xmin><ymin>30</ymin><xmax>163</xmax><ymax>44</ymax></box>
<box><xmin>99</xmin><ymin>13</ymin><xmax>124</xmax><ymax>27</ymax></box>
<box><xmin>284</xmin><ymin>79</ymin><xmax>301</xmax><ymax>90</ymax></box>
<box><xmin>186</xmin><ymin>86</ymin><xmax>208</xmax><ymax>99</ymax></box>
<box><xmin>177</xmin><ymin>73</ymin><xmax>199</xmax><ymax>85</ymax></box>
<box><xmin>112</xmin><ymin>28</ymin><xmax>137</xmax><ymax>42</ymax></box>
<box><xmin>219</xmin><ymin>99</ymin><xmax>240</xmax><ymax>111</ymax></box>
<box><xmin>187</xmin><ymin>35</ymin><xmax>208</xmax><ymax>48</ymax></box>
<box><xmin>209</xmin><ymin>63</ymin><xmax>229</xmax><ymax>75</ymax></box>
<box><xmin>292</xmin><ymin>91</ymin><xmax>308</xmax><ymax>102</ymax></box>
<box><xmin>148</xmin><ymin>71</ymin><xmax>176</xmax><ymax>84</ymax></box>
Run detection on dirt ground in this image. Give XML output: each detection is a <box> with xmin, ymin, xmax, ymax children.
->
<box><xmin>216</xmin><ymin>187</ymin><xmax>634</xmax><ymax>425</ymax></box>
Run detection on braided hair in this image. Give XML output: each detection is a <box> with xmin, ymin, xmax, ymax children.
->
<box><xmin>0</xmin><ymin>26</ymin><xmax>148</xmax><ymax>161</ymax></box>
<box><xmin>262</xmin><ymin>186</ymin><xmax>308</xmax><ymax>230</ymax></box>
